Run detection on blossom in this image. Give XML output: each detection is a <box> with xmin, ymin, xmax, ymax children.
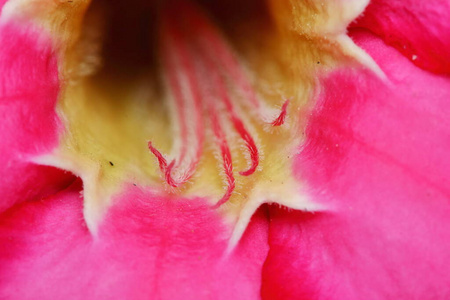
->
<box><xmin>1</xmin><ymin>0</ymin><xmax>449</xmax><ymax>299</ymax></box>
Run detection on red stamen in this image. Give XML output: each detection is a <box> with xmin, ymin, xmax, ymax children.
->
<box><xmin>165</xmin><ymin>20</ymin><xmax>205</xmax><ymax>184</ymax></box>
<box><xmin>198</xmin><ymin>32</ymin><xmax>260</xmax><ymax>176</ymax></box>
<box><xmin>148</xmin><ymin>141</ymin><xmax>168</xmax><ymax>172</ymax></box>
<box><xmin>208</xmin><ymin>104</ymin><xmax>236</xmax><ymax>208</ymax></box>
<box><xmin>165</xmin><ymin>160</ymin><xmax>179</xmax><ymax>188</ymax></box>
<box><xmin>148</xmin><ymin>17</ymin><xmax>204</xmax><ymax>188</ymax></box>
<box><xmin>148</xmin><ymin>2</ymin><xmax>289</xmax><ymax>205</ymax></box>
<box><xmin>182</xmin><ymin>3</ymin><xmax>260</xmax><ymax>108</ymax></box>
<box><xmin>182</xmin><ymin>1</ymin><xmax>291</xmax><ymax>127</ymax></box>
<box><xmin>180</xmin><ymin>16</ymin><xmax>236</xmax><ymax>207</ymax></box>
<box><xmin>148</xmin><ymin>142</ymin><xmax>180</xmax><ymax>188</ymax></box>
<box><xmin>160</xmin><ymin>27</ymin><xmax>190</xmax><ymax>165</ymax></box>
<box><xmin>271</xmin><ymin>99</ymin><xmax>290</xmax><ymax>126</ymax></box>
<box><xmin>206</xmin><ymin>64</ymin><xmax>259</xmax><ymax>176</ymax></box>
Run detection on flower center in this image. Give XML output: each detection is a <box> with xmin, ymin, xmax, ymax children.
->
<box><xmin>8</xmin><ymin>0</ymin><xmax>378</xmax><ymax>242</ymax></box>
<box><xmin>48</xmin><ymin>0</ymin><xmax>315</xmax><ymax>232</ymax></box>
<box><xmin>147</xmin><ymin>1</ymin><xmax>290</xmax><ymax>207</ymax></box>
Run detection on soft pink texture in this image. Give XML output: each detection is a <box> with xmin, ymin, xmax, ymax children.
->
<box><xmin>0</xmin><ymin>181</ymin><xmax>269</xmax><ymax>299</ymax></box>
<box><xmin>352</xmin><ymin>0</ymin><xmax>450</xmax><ymax>74</ymax></box>
<box><xmin>261</xmin><ymin>30</ymin><xmax>450</xmax><ymax>299</ymax></box>
<box><xmin>0</xmin><ymin>23</ymin><xmax>74</xmax><ymax>213</ymax></box>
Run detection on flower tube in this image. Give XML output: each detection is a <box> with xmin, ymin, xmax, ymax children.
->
<box><xmin>1</xmin><ymin>0</ymin><xmax>449</xmax><ymax>299</ymax></box>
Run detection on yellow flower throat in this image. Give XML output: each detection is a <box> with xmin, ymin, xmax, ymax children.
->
<box><xmin>3</xmin><ymin>0</ymin><xmax>379</xmax><ymax>245</ymax></box>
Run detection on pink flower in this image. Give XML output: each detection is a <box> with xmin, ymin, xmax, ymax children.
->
<box><xmin>1</xmin><ymin>0</ymin><xmax>449</xmax><ymax>299</ymax></box>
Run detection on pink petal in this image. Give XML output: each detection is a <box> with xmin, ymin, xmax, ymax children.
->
<box><xmin>0</xmin><ymin>22</ymin><xmax>74</xmax><ymax>212</ymax></box>
<box><xmin>352</xmin><ymin>0</ymin><xmax>450</xmax><ymax>74</ymax></box>
<box><xmin>261</xmin><ymin>30</ymin><xmax>450</xmax><ymax>299</ymax></box>
<box><xmin>0</xmin><ymin>181</ymin><xmax>269</xmax><ymax>299</ymax></box>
